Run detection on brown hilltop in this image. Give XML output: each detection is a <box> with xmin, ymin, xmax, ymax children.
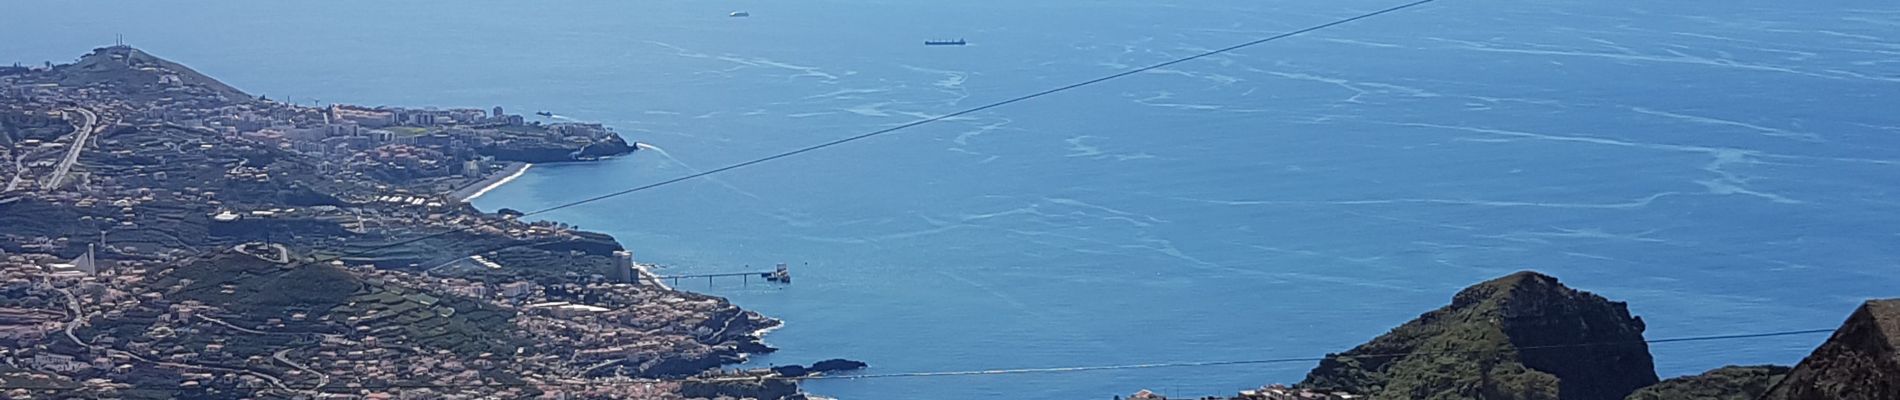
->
<box><xmin>54</xmin><ymin>45</ymin><xmax>254</xmax><ymax>102</ymax></box>
<box><xmin>1759</xmin><ymin>299</ymin><xmax>1900</xmax><ymax>400</ymax></box>
<box><xmin>1300</xmin><ymin>271</ymin><xmax>1658</xmax><ymax>400</ymax></box>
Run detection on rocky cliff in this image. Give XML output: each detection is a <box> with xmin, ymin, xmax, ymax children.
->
<box><xmin>478</xmin><ymin>134</ymin><xmax>636</xmax><ymax>163</ymax></box>
<box><xmin>1300</xmin><ymin>271</ymin><xmax>1658</xmax><ymax>400</ymax></box>
<box><xmin>1759</xmin><ymin>299</ymin><xmax>1900</xmax><ymax>400</ymax></box>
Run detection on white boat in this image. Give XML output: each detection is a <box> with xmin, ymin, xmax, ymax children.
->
<box><xmin>730</xmin><ymin>11</ymin><xmax>750</xmax><ymax>17</ymax></box>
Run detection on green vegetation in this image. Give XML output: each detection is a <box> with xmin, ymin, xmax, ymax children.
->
<box><xmin>1626</xmin><ymin>365</ymin><xmax>1790</xmax><ymax>400</ymax></box>
<box><xmin>165</xmin><ymin>254</ymin><xmax>362</xmax><ymax>322</ymax></box>
<box><xmin>330</xmin><ymin>283</ymin><xmax>519</xmax><ymax>356</ymax></box>
<box><xmin>1301</xmin><ymin>272</ymin><xmax>1657</xmax><ymax>400</ymax></box>
<box><xmin>161</xmin><ymin>251</ymin><xmax>518</xmax><ymax>356</ymax></box>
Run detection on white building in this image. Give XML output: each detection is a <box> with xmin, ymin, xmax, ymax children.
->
<box><xmin>613</xmin><ymin>250</ymin><xmax>636</xmax><ymax>283</ymax></box>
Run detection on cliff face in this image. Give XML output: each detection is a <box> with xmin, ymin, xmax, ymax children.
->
<box><xmin>578</xmin><ymin>134</ymin><xmax>637</xmax><ymax>158</ymax></box>
<box><xmin>478</xmin><ymin>134</ymin><xmax>636</xmax><ymax>163</ymax></box>
<box><xmin>1623</xmin><ymin>365</ymin><xmax>1789</xmax><ymax>400</ymax></box>
<box><xmin>1300</xmin><ymin>271</ymin><xmax>1658</xmax><ymax>400</ymax></box>
<box><xmin>1760</xmin><ymin>299</ymin><xmax>1900</xmax><ymax>400</ymax></box>
<box><xmin>679</xmin><ymin>377</ymin><xmax>799</xmax><ymax>400</ymax></box>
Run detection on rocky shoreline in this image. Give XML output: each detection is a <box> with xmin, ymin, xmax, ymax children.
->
<box><xmin>457</xmin><ymin>159</ymin><xmax>805</xmax><ymax>378</ymax></box>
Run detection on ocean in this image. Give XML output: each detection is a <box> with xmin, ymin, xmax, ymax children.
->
<box><xmin>7</xmin><ymin>0</ymin><xmax>1899</xmax><ymax>398</ymax></box>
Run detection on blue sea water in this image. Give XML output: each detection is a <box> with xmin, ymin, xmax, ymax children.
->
<box><xmin>8</xmin><ymin>0</ymin><xmax>1900</xmax><ymax>398</ymax></box>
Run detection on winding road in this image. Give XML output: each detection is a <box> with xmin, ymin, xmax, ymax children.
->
<box><xmin>273</xmin><ymin>347</ymin><xmax>331</xmax><ymax>389</ymax></box>
<box><xmin>55</xmin><ymin>282</ymin><xmax>305</xmax><ymax>395</ymax></box>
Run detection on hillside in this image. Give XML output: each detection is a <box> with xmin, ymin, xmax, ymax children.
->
<box><xmin>54</xmin><ymin>46</ymin><xmax>253</xmax><ymax>102</ymax></box>
<box><xmin>0</xmin><ymin>47</ymin><xmax>799</xmax><ymax>399</ymax></box>
<box><xmin>1299</xmin><ymin>271</ymin><xmax>1658</xmax><ymax>400</ymax></box>
<box><xmin>1623</xmin><ymin>365</ymin><xmax>1789</xmax><ymax>400</ymax></box>
<box><xmin>1759</xmin><ymin>299</ymin><xmax>1900</xmax><ymax>400</ymax></box>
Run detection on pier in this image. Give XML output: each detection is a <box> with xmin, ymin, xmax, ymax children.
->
<box><xmin>647</xmin><ymin>263</ymin><xmax>792</xmax><ymax>287</ymax></box>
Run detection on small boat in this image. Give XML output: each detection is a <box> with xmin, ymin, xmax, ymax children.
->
<box><xmin>534</xmin><ymin>111</ymin><xmax>554</xmax><ymax>117</ymax></box>
<box><xmin>924</xmin><ymin>39</ymin><xmax>967</xmax><ymax>46</ymax></box>
<box><xmin>730</xmin><ymin>11</ymin><xmax>750</xmax><ymax>17</ymax></box>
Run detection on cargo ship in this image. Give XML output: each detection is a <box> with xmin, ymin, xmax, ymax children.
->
<box><xmin>924</xmin><ymin>39</ymin><xmax>967</xmax><ymax>46</ymax></box>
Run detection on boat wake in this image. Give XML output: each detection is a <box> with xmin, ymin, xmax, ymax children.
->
<box><xmin>637</xmin><ymin>143</ymin><xmax>762</xmax><ymax>199</ymax></box>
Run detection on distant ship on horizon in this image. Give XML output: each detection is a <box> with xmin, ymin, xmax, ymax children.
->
<box><xmin>535</xmin><ymin>111</ymin><xmax>554</xmax><ymax>117</ymax></box>
<box><xmin>924</xmin><ymin>39</ymin><xmax>967</xmax><ymax>46</ymax></box>
<box><xmin>730</xmin><ymin>11</ymin><xmax>749</xmax><ymax>17</ymax></box>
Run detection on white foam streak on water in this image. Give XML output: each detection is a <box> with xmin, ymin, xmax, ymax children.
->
<box><xmin>10</xmin><ymin>0</ymin><xmax>1898</xmax><ymax>398</ymax></box>
<box><xmin>636</xmin><ymin>142</ymin><xmax>762</xmax><ymax>200</ymax></box>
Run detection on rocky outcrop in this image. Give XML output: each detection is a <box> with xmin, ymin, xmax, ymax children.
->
<box><xmin>477</xmin><ymin>134</ymin><xmax>635</xmax><ymax>163</ymax></box>
<box><xmin>577</xmin><ymin>134</ymin><xmax>637</xmax><ymax>158</ymax></box>
<box><xmin>526</xmin><ymin>230</ymin><xmax>625</xmax><ymax>255</ymax></box>
<box><xmin>1300</xmin><ymin>271</ymin><xmax>1657</xmax><ymax>400</ymax></box>
<box><xmin>1624</xmin><ymin>365</ymin><xmax>1789</xmax><ymax>400</ymax></box>
<box><xmin>770</xmin><ymin>364</ymin><xmax>810</xmax><ymax>377</ymax></box>
<box><xmin>769</xmin><ymin>359</ymin><xmax>868</xmax><ymax>378</ymax></box>
<box><xmin>810</xmin><ymin>358</ymin><xmax>869</xmax><ymax>373</ymax></box>
<box><xmin>679</xmin><ymin>377</ymin><xmax>800</xmax><ymax>400</ymax></box>
<box><xmin>1760</xmin><ymin>299</ymin><xmax>1900</xmax><ymax>400</ymax></box>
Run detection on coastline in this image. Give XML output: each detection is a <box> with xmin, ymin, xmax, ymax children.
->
<box><xmin>633</xmin><ymin>261</ymin><xmax>673</xmax><ymax>291</ymax></box>
<box><xmin>455</xmin><ymin>162</ymin><xmax>532</xmax><ymax>202</ymax></box>
<box><xmin>442</xmin><ymin>143</ymin><xmax>807</xmax><ymax>392</ymax></box>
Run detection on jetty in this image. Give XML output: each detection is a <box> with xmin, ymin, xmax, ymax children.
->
<box><xmin>648</xmin><ymin>263</ymin><xmax>792</xmax><ymax>287</ymax></box>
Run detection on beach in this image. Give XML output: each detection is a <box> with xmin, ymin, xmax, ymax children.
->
<box><xmin>453</xmin><ymin>162</ymin><xmax>531</xmax><ymax>202</ymax></box>
<box><xmin>633</xmin><ymin>262</ymin><xmax>672</xmax><ymax>291</ymax></box>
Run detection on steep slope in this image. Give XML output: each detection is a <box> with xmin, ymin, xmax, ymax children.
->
<box><xmin>1759</xmin><ymin>299</ymin><xmax>1900</xmax><ymax>400</ymax></box>
<box><xmin>1300</xmin><ymin>271</ymin><xmax>1658</xmax><ymax>400</ymax></box>
<box><xmin>1623</xmin><ymin>365</ymin><xmax>1789</xmax><ymax>400</ymax></box>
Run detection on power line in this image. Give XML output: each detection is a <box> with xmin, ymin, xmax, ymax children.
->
<box><xmin>305</xmin><ymin>0</ymin><xmax>1442</xmax><ymax>265</ymax></box>
<box><xmin>798</xmin><ymin>327</ymin><xmax>1837</xmax><ymax>381</ymax></box>
<box><xmin>44</xmin><ymin>0</ymin><xmax>1450</xmax><ymax>381</ymax></box>
<box><xmin>22</xmin><ymin>0</ymin><xmax>1549</xmax><ymax>394</ymax></box>
<box><xmin>1</xmin><ymin>327</ymin><xmax>1835</xmax><ymax>391</ymax></box>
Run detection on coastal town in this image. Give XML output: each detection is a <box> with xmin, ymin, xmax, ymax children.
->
<box><xmin>0</xmin><ymin>46</ymin><xmax>828</xmax><ymax>399</ymax></box>
<box><xmin>6</xmin><ymin>39</ymin><xmax>1897</xmax><ymax>400</ymax></box>
<box><xmin>1119</xmin><ymin>385</ymin><xmax>1360</xmax><ymax>400</ymax></box>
